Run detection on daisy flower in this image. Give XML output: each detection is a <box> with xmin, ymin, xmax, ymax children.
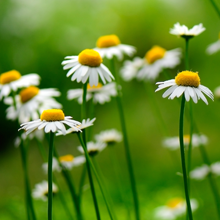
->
<box><xmin>120</xmin><ymin>57</ymin><xmax>145</xmax><ymax>81</ymax></box>
<box><xmin>4</xmin><ymin>86</ymin><xmax>62</xmax><ymax>123</ymax></box>
<box><xmin>94</xmin><ymin>34</ymin><xmax>136</xmax><ymax>60</ymax></box>
<box><xmin>136</xmin><ymin>46</ymin><xmax>181</xmax><ymax>81</ymax></box>
<box><xmin>0</xmin><ymin>70</ymin><xmax>40</xmax><ymax>100</ymax></box>
<box><xmin>67</xmin><ymin>82</ymin><xmax>117</xmax><ymax>104</ymax></box>
<box><xmin>32</xmin><ymin>180</ymin><xmax>58</xmax><ymax>201</ymax></box>
<box><xmin>162</xmin><ymin>134</ymin><xmax>208</xmax><ymax>151</ymax></box>
<box><xmin>56</xmin><ymin>118</ymin><xmax>96</xmax><ymax>136</ymax></box>
<box><xmin>95</xmin><ymin>129</ymin><xmax>122</xmax><ymax>145</ymax></box>
<box><xmin>42</xmin><ymin>155</ymin><xmax>85</xmax><ymax>173</ymax></box>
<box><xmin>77</xmin><ymin>141</ymin><xmax>107</xmax><ymax>157</ymax></box>
<box><xmin>154</xmin><ymin>198</ymin><xmax>198</xmax><ymax>220</ymax></box>
<box><xmin>155</xmin><ymin>70</ymin><xmax>214</xmax><ymax>105</ymax></box>
<box><xmin>19</xmin><ymin>109</ymin><xmax>81</xmax><ymax>135</ymax></box>
<box><xmin>62</xmin><ymin>49</ymin><xmax>114</xmax><ymax>86</ymax></box>
<box><xmin>206</xmin><ymin>33</ymin><xmax>220</xmax><ymax>55</ymax></box>
<box><xmin>170</xmin><ymin>23</ymin><xmax>205</xmax><ymax>38</ymax></box>
<box><xmin>190</xmin><ymin>164</ymin><xmax>210</xmax><ymax>180</ymax></box>
<box><xmin>210</xmin><ymin>161</ymin><xmax>220</xmax><ymax>176</ymax></box>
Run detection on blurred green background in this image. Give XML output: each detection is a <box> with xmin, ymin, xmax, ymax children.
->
<box><xmin>1</xmin><ymin>0</ymin><xmax>220</xmax><ymax>219</ymax></box>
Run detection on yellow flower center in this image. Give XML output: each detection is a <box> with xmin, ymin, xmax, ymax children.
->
<box><xmin>175</xmin><ymin>71</ymin><xmax>200</xmax><ymax>87</ymax></box>
<box><xmin>96</xmin><ymin>35</ymin><xmax>121</xmax><ymax>48</ymax></box>
<box><xmin>145</xmin><ymin>46</ymin><xmax>166</xmax><ymax>64</ymax></box>
<box><xmin>40</xmin><ymin>109</ymin><xmax>65</xmax><ymax>121</ymax></box>
<box><xmin>0</xmin><ymin>70</ymin><xmax>21</xmax><ymax>84</ymax></box>
<box><xmin>166</xmin><ymin>198</ymin><xmax>184</xmax><ymax>209</ymax></box>
<box><xmin>183</xmin><ymin>135</ymin><xmax>190</xmax><ymax>145</ymax></box>
<box><xmin>78</xmin><ymin>49</ymin><xmax>102</xmax><ymax>67</ymax></box>
<box><xmin>20</xmin><ymin>86</ymin><xmax>40</xmax><ymax>103</ymax></box>
<box><xmin>59</xmin><ymin>154</ymin><xmax>74</xmax><ymax>162</ymax></box>
<box><xmin>87</xmin><ymin>82</ymin><xmax>103</xmax><ymax>91</ymax></box>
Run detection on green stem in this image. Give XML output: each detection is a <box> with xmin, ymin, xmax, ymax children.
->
<box><xmin>110</xmin><ymin>58</ymin><xmax>140</xmax><ymax>220</ymax></box>
<box><xmin>185</xmin><ymin>38</ymin><xmax>190</xmax><ymax>70</ymax></box>
<box><xmin>78</xmin><ymin>163</ymin><xmax>87</xmax><ymax>204</ymax></box>
<box><xmin>179</xmin><ymin>96</ymin><xmax>193</xmax><ymax>220</ymax></box>
<box><xmin>48</xmin><ymin>132</ymin><xmax>55</xmax><ymax>220</ymax></box>
<box><xmin>209</xmin><ymin>0</ymin><xmax>220</xmax><ymax>19</ymax></box>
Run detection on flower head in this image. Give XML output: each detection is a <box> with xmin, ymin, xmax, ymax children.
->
<box><xmin>62</xmin><ymin>49</ymin><xmax>114</xmax><ymax>86</ymax></box>
<box><xmin>32</xmin><ymin>180</ymin><xmax>58</xmax><ymax>201</ymax></box>
<box><xmin>170</xmin><ymin>23</ymin><xmax>205</xmax><ymax>38</ymax></box>
<box><xmin>19</xmin><ymin>109</ymin><xmax>81</xmax><ymax>135</ymax></box>
<box><xmin>67</xmin><ymin>82</ymin><xmax>117</xmax><ymax>104</ymax></box>
<box><xmin>4</xmin><ymin>86</ymin><xmax>62</xmax><ymax>123</ymax></box>
<box><xmin>95</xmin><ymin>129</ymin><xmax>122</xmax><ymax>145</ymax></box>
<box><xmin>155</xmin><ymin>71</ymin><xmax>214</xmax><ymax>104</ymax></box>
<box><xmin>190</xmin><ymin>164</ymin><xmax>210</xmax><ymax>180</ymax></box>
<box><xmin>94</xmin><ymin>34</ymin><xmax>136</xmax><ymax>60</ymax></box>
<box><xmin>78</xmin><ymin>141</ymin><xmax>107</xmax><ymax>156</ymax></box>
<box><xmin>0</xmin><ymin>70</ymin><xmax>40</xmax><ymax>100</ymax></box>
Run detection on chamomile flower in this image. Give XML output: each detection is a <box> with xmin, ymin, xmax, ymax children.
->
<box><xmin>162</xmin><ymin>134</ymin><xmax>208</xmax><ymax>151</ymax></box>
<box><xmin>94</xmin><ymin>34</ymin><xmax>136</xmax><ymax>60</ymax></box>
<box><xmin>155</xmin><ymin>71</ymin><xmax>214</xmax><ymax>104</ymax></box>
<box><xmin>154</xmin><ymin>198</ymin><xmax>198</xmax><ymax>220</ymax></box>
<box><xmin>170</xmin><ymin>23</ymin><xmax>205</xmax><ymax>38</ymax></box>
<box><xmin>67</xmin><ymin>82</ymin><xmax>117</xmax><ymax>104</ymax></box>
<box><xmin>120</xmin><ymin>57</ymin><xmax>144</xmax><ymax>81</ymax></box>
<box><xmin>137</xmin><ymin>46</ymin><xmax>181</xmax><ymax>81</ymax></box>
<box><xmin>4</xmin><ymin>86</ymin><xmax>62</xmax><ymax>123</ymax></box>
<box><xmin>19</xmin><ymin>109</ymin><xmax>81</xmax><ymax>135</ymax></box>
<box><xmin>210</xmin><ymin>162</ymin><xmax>220</xmax><ymax>176</ymax></box>
<box><xmin>32</xmin><ymin>180</ymin><xmax>58</xmax><ymax>201</ymax></box>
<box><xmin>77</xmin><ymin>141</ymin><xmax>107</xmax><ymax>157</ymax></box>
<box><xmin>62</xmin><ymin>49</ymin><xmax>114</xmax><ymax>86</ymax></box>
<box><xmin>95</xmin><ymin>129</ymin><xmax>122</xmax><ymax>145</ymax></box>
<box><xmin>56</xmin><ymin>118</ymin><xmax>96</xmax><ymax>136</ymax></box>
<box><xmin>190</xmin><ymin>164</ymin><xmax>210</xmax><ymax>180</ymax></box>
<box><xmin>206</xmin><ymin>33</ymin><xmax>220</xmax><ymax>55</ymax></box>
<box><xmin>0</xmin><ymin>70</ymin><xmax>40</xmax><ymax>100</ymax></box>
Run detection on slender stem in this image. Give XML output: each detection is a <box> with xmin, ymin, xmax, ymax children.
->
<box><xmin>209</xmin><ymin>0</ymin><xmax>220</xmax><ymax>19</ymax></box>
<box><xmin>77</xmin><ymin>133</ymin><xmax>114</xmax><ymax>220</ymax></box>
<box><xmin>48</xmin><ymin>132</ymin><xmax>55</xmax><ymax>220</ymax></box>
<box><xmin>82</xmin><ymin>83</ymin><xmax>87</xmax><ymax>120</ymax></box>
<box><xmin>78</xmin><ymin>163</ymin><xmax>87</xmax><ymax>204</ymax></box>
<box><xmin>179</xmin><ymin>96</ymin><xmax>193</xmax><ymax>220</ymax></box>
<box><xmin>185</xmin><ymin>38</ymin><xmax>190</xmax><ymax>70</ymax></box>
<box><xmin>110</xmin><ymin>58</ymin><xmax>140</xmax><ymax>220</ymax></box>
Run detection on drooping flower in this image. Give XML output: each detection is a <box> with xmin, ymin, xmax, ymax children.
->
<box><xmin>4</xmin><ymin>86</ymin><xmax>62</xmax><ymax>123</ymax></box>
<box><xmin>0</xmin><ymin>70</ymin><xmax>40</xmax><ymax>100</ymax></box>
<box><xmin>95</xmin><ymin>129</ymin><xmax>122</xmax><ymax>145</ymax></box>
<box><xmin>155</xmin><ymin>71</ymin><xmax>214</xmax><ymax>104</ymax></box>
<box><xmin>19</xmin><ymin>109</ymin><xmax>81</xmax><ymax>135</ymax></box>
<box><xmin>94</xmin><ymin>34</ymin><xmax>136</xmax><ymax>60</ymax></box>
<box><xmin>67</xmin><ymin>82</ymin><xmax>117</xmax><ymax>104</ymax></box>
<box><xmin>62</xmin><ymin>49</ymin><xmax>114</xmax><ymax>86</ymax></box>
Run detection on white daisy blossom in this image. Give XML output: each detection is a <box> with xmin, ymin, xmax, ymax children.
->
<box><xmin>67</xmin><ymin>82</ymin><xmax>117</xmax><ymax>104</ymax></box>
<box><xmin>137</xmin><ymin>48</ymin><xmax>181</xmax><ymax>81</ymax></box>
<box><xmin>95</xmin><ymin>129</ymin><xmax>122</xmax><ymax>145</ymax></box>
<box><xmin>155</xmin><ymin>71</ymin><xmax>214</xmax><ymax>105</ymax></box>
<box><xmin>0</xmin><ymin>70</ymin><xmax>40</xmax><ymax>100</ymax></box>
<box><xmin>42</xmin><ymin>158</ymin><xmax>61</xmax><ymax>173</ymax></box>
<box><xmin>154</xmin><ymin>198</ymin><xmax>198</xmax><ymax>220</ymax></box>
<box><xmin>94</xmin><ymin>34</ymin><xmax>136</xmax><ymax>60</ymax></box>
<box><xmin>19</xmin><ymin>109</ymin><xmax>81</xmax><ymax>135</ymax></box>
<box><xmin>162</xmin><ymin>134</ymin><xmax>208</xmax><ymax>151</ymax></box>
<box><xmin>78</xmin><ymin>141</ymin><xmax>107</xmax><ymax>156</ymax></box>
<box><xmin>211</xmin><ymin>162</ymin><xmax>220</xmax><ymax>176</ymax></box>
<box><xmin>62</xmin><ymin>49</ymin><xmax>114</xmax><ymax>86</ymax></box>
<box><xmin>4</xmin><ymin>87</ymin><xmax>62</xmax><ymax>123</ymax></box>
<box><xmin>32</xmin><ymin>180</ymin><xmax>58</xmax><ymax>201</ymax></box>
<box><xmin>190</xmin><ymin>164</ymin><xmax>210</xmax><ymax>180</ymax></box>
<box><xmin>56</xmin><ymin>118</ymin><xmax>96</xmax><ymax>136</ymax></box>
<box><xmin>170</xmin><ymin>23</ymin><xmax>205</xmax><ymax>37</ymax></box>
<box><xmin>120</xmin><ymin>57</ymin><xmax>145</xmax><ymax>81</ymax></box>
<box><xmin>206</xmin><ymin>39</ymin><xmax>220</xmax><ymax>55</ymax></box>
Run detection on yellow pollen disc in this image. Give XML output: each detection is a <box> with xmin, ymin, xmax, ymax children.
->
<box><xmin>0</xmin><ymin>70</ymin><xmax>21</xmax><ymax>84</ymax></box>
<box><xmin>175</xmin><ymin>71</ymin><xmax>200</xmax><ymax>87</ymax></box>
<box><xmin>145</xmin><ymin>46</ymin><xmax>166</xmax><ymax>64</ymax></box>
<box><xmin>40</xmin><ymin>109</ymin><xmax>65</xmax><ymax>121</ymax></box>
<box><xmin>78</xmin><ymin>49</ymin><xmax>102</xmax><ymax>67</ymax></box>
<box><xmin>59</xmin><ymin>154</ymin><xmax>74</xmax><ymax>162</ymax></box>
<box><xmin>166</xmin><ymin>198</ymin><xmax>184</xmax><ymax>209</ymax></box>
<box><xmin>183</xmin><ymin>135</ymin><xmax>190</xmax><ymax>145</ymax></box>
<box><xmin>96</xmin><ymin>34</ymin><xmax>121</xmax><ymax>48</ymax></box>
<box><xmin>87</xmin><ymin>82</ymin><xmax>103</xmax><ymax>91</ymax></box>
<box><xmin>20</xmin><ymin>86</ymin><xmax>39</xmax><ymax>103</ymax></box>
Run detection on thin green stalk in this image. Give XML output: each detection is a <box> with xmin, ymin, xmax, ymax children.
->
<box><xmin>110</xmin><ymin>58</ymin><xmax>140</xmax><ymax>220</ymax></box>
<box><xmin>48</xmin><ymin>132</ymin><xmax>55</xmax><ymax>220</ymax></box>
<box><xmin>78</xmin><ymin>163</ymin><xmax>87</xmax><ymax>205</ymax></box>
<box><xmin>185</xmin><ymin>38</ymin><xmax>189</xmax><ymax>70</ymax></box>
<box><xmin>179</xmin><ymin>96</ymin><xmax>193</xmax><ymax>220</ymax></box>
<box><xmin>209</xmin><ymin>0</ymin><xmax>220</xmax><ymax>19</ymax></box>
<box><xmin>77</xmin><ymin>133</ymin><xmax>114</xmax><ymax>220</ymax></box>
